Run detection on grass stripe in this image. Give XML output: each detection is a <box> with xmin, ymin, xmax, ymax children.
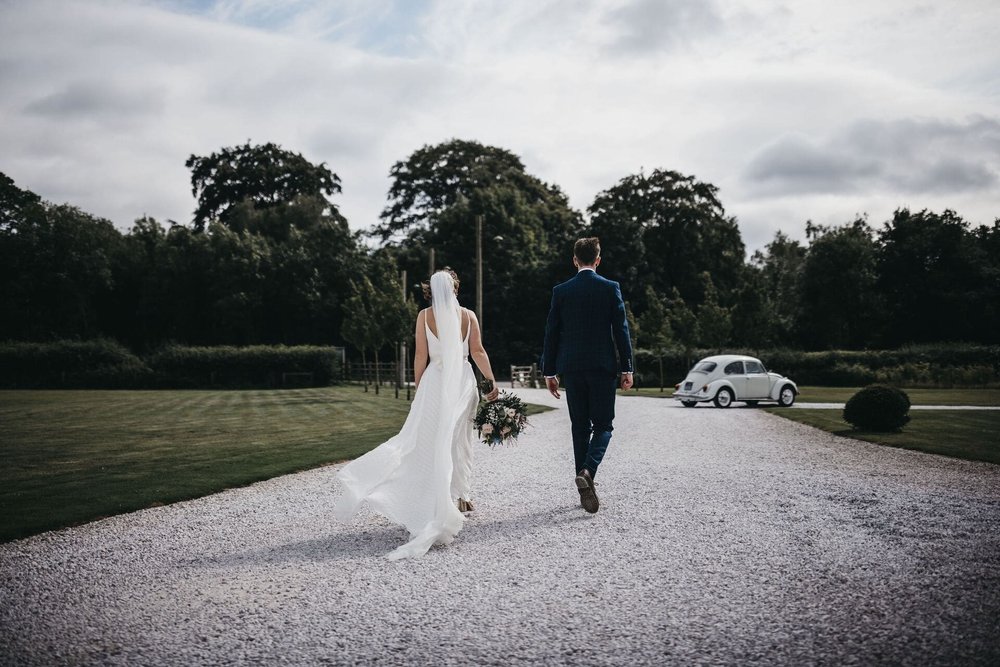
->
<box><xmin>766</xmin><ymin>408</ymin><xmax>1000</xmax><ymax>466</ymax></box>
<box><xmin>0</xmin><ymin>387</ymin><xmax>551</xmax><ymax>542</ymax></box>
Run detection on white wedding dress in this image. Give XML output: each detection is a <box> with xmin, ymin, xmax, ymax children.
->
<box><xmin>334</xmin><ymin>273</ymin><xmax>478</xmax><ymax>560</ymax></box>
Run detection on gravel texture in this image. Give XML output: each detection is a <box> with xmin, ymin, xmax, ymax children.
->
<box><xmin>2</xmin><ymin>389</ymin><xmax>999</xmax><ymax>666</ymax></box>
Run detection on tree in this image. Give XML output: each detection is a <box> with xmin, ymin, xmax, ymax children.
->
<box><xmin>155</xmin><ymin>224</ymin><xmax>215</xmax><ymax>344</ymax></box>
<box><xmin>797</xmin><ymin>218</ymin><xmax>880</xmax><ymax>349</ymax></box>
<box><xmin>376</xmin><ymin>140</ymin><xmax>546</xmax><ymax>240</ymax></box>
<box><xmin>369</xmin><ymin>253</ymin><xmax>418</xmax><ymax>377</ymax></box>
<box><xmin>695</xmin><ymin>273</ymin><xmax>732</xmax><ymax>349</ymax></box>
<box><xmin>1</xmin><ymin>171</ymin><xmax>42</xmax><ymax>230</ymax></box>
<box><xmin>637</xmin><ymin>286</ymin><xmax>673</xmax><ymax>391</ymax></box>
<box><xmin>748</xmin><ymin>231</ymin><xmax>806</xmax><ymax>346</ymax></box>
<box><xmin>212</xmin><ymin>191</ymin><xmax>365</xmax><ymax>345</ymax></box>
<box><xmin>666</xmin><ymin>287</ymin><xmax>699</xmax><ymax>367</ymax></box>
<box><xmin>0</xmin><ymin>148</ymin><xmax>365</xmax><ymax>350</ymax></box>
<box><xmin>0</xmin><ymin>194</ymin><xmax>123</xmax><ymax>341</ymax></box>
<box><xmin>729</xmin><ymin>269</ymin><xmax>774</xmax><ymax>349</ymax></box>
<box><xmin>186</xmin><ymin>142</ymin><xmax>342</xmax><ymax>234</ymax></box>
<box><xmin>205</xmin><ymin>223</ymin><xmax>272</xmax><ymax>345</ymax></box>
<box><xmin>972</xmin><ymin>220</ymin><xmax>1000</xmax><ymax>342</ymax></box>
<box><xmin>106</xmin><ymin>216</ymin><xmax>170</xmax><ymax>349</ymax></box>
<box><xmin>341</xmin><ymin>278</ymin><xmax>379</xmax><ymax>391</ymax></box>
<box><xmin>376</xmin><ymin>139</ymin><xmax>583</xmax><ymax>371</ymax></box>
<box><xmin>341</xmin><ymin>256</ymin><xmax>416</xmax><ymax>394</ymax></box>
<box><xmin>588</xmin><ymin>169</ymin><xmax>745</xmax><ymax>314</ymax></box>
<box><xmin>877</xmin><ymin>208</ymin><xmax>993</xmax><ymax>345</ymax></box>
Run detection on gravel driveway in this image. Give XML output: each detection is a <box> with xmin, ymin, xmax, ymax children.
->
<box><xmin>2</xmin><ymin>389</ymin><xmax>998</xmax><ymax>666</ymax></box>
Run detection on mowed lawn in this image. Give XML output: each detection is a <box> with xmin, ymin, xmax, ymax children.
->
<box><xmin>766</xmin><ymin>408</ymin><xmax>1000</xmax><ymax>466</ymax></box>
<box><xmin>0</xmin><ymin>388</ymin><xmax>551</xmax><ymax>542</ymax></box>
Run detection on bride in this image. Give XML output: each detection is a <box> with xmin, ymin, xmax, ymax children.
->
<box><xmin>334</xmin><ymin>269</ymin><xmax>500</xmax><ymax>560</ymax></box>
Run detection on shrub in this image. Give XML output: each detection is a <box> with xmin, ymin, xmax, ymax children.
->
<box><xmin>146</xmin><ymin>344</ymin><xmax>343</xmax><ymax>388</ymax></box>
<box><xmin>636</xmin><ymin>345</ymin><xmax>1000</xmax><ymax>388</ymax></box>
<box><xmin>843</xmin><ymin>384</ymin><xmax>911</xmax><ymax>431</ymax></box>
<box><xmin>0</xmin><ymin>339</ymin><xmax>152</xmax><ymax>388</ymax></box>
<box><xmin>826</xmin><ymin>362</ymin><xmax>877</xmax><ymax>387</ymax></box>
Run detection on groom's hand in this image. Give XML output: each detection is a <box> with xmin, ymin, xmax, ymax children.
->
<box><xmin>620</xmin><ymin>372</ymin><xmax>634</xmax><ymax>391</ymax></box>
<box><xmin>546</xmin><ymin>376</ymin><xmax>561</xmax><ymax>399</ymax></box>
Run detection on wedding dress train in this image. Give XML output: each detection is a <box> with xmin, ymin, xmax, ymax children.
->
<box><xmin>334</xmin><ymin>275</ymin><xmax>478</xmax><ymax>560</ymax></box>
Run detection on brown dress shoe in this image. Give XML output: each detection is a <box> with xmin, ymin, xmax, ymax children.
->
<box><xmin>575</xmin><ymin>469</ymin><xmax>599</xmax><ymax>514</ymax></box>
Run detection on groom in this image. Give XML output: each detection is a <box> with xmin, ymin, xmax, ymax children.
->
<box><xmin>542</xmin><ymin>237</ymin><xmax>633</xmax><ymax>514</ymax></box>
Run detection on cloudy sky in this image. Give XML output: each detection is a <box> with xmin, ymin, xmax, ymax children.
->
<box><xmin>2</xmin><ymin>0</ymin><xmax>999</xmax><ymax>252</ymax></box>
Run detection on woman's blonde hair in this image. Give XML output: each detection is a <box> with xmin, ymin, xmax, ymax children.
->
<box><xmin>421</xmin><ymin>267</ymin><xmax>460</xmax><ymax>302</ymax></box>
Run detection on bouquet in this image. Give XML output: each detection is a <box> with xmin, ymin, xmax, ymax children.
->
<box><xmin>473</xmin><ymin>379</ymin><xmax>529</xmax><ymax>447</ymax></box>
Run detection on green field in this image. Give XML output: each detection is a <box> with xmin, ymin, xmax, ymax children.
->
<box><xmin>0</xmin><ymin>388</ymin><xmax>552</xmax><ymax>543</ymax></box>
<box><xmin>625</xmin><ymin>385</ymin><xmax>1000</xmax><ymax>406</ymax></box>
<box><xmin>766</xmin><ymin>408</ymin><xmax>1000</xmax><ymax>466</ymax></box>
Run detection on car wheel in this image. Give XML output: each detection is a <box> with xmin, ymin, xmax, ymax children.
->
<box><xmin>681</xmin><ymin>400</ymin><xmax>697</xmax><ymax>408</ymax></box>
<box><xmin>714</xmin><ymin>387</ymin><xmax>734</xmax><ymax>408</ymax></box>
<box><xmin>777</xmin><ymin>385</ymin><xmax>796</xmax><ymax>407</ymax></box>
<box><xmin>745</xmin><ymin>400</ymin><xmax>759</xmax><ymax>407</ymax></box>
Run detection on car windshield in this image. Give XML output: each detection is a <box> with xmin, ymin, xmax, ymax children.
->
<box><xmin>691</xmin><ymin>361</ymin><xmax>717</xmax><ymax>374</ymax></box>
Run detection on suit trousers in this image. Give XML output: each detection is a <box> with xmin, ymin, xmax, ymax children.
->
<box><xmin>562</xmin><ymin>370</ymin><xmax>618</xmax><ymax>478</ymax></box>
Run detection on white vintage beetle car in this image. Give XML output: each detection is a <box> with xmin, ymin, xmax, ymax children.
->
<box><xmin>673</xmin><ymin>354</ymin><xmax>797</xmax><ymax>408</ymax></box>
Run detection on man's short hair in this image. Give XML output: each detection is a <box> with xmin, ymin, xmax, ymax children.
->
<box><xmin>574</xmin><ymin>237</ymin><xmax>601</xmax><ymax>265</ymax></box>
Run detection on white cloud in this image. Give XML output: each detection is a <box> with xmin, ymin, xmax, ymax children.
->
<box><xmin>745</xmin><ymin>117</ymin><xmax>1000</xmax><ymax>196</ymax></box>
<box><xmin>1</xmin><ymin>0</ymin><xmax>998</xmax><ymax>253</ymax></box>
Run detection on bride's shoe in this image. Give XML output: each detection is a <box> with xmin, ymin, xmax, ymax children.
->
<box><xmin>458</xmin><ymin>498</ymin><xmax>475</xmax><ymax>512</ymax></box>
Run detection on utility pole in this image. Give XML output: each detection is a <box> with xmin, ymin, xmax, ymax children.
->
<box><xmin>476</xmin><ymin>214</ymin><xmax>483</xmax><ymax>329</ymax></box>
<box><xmin>398</xmin><ymin>269</ymin><xmax>407</xmax><ymax>399</ymax></box>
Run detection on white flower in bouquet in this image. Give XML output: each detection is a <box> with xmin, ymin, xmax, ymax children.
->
<box><xmin>472</xmin><ymin>388</ymin><xmax>530</xmax><ymax>448</ymax></box>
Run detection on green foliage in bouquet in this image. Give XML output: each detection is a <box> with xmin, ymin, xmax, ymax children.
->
<box><xmin>473</xmin><ymin>380</ymin><xmax>529</xmax><ymax>447</ymax></box>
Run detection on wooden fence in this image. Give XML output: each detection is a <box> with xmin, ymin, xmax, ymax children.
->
<box><xmin>509</xmin><ymin>363</ymin><xmax>541</xmax><ymax>388</ymax></box>
<box><xmin>347</xmin><ymin>361</ymin><xmax>415</xmax><ymax>398</ymax></box>
<box><xmin>347</xmin><ymin>361</ymin><xmax>542</xmax><ymax>396</ymax></box>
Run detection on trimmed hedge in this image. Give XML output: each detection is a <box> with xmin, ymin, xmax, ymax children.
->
<box><xmin>0</xmin><ymin>341</ymin><xmax>343</xmax><ymax>389</ymax></box>
<box><xmin>0</xmin><ymin>339</ymin><xmax>152</xmax><ymax>388</ymax></box>
<box><xmin>4</xmin><ymin>340</ymin><xmax>995</xmax><ymax>389</ymax></box>
<box><xmin>635</xmin><ymin>344</ymin><xmax>1000</xmax><ymax>388</ymax></box>
<box><xmin>147</xmin><ymin>344</ymin><xmax>343</xmax><ymax>388</ymax></box>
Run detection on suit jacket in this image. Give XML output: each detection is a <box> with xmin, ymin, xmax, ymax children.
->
<box><xmin>542</xmin><ymin>269</ymin><xmax>634</xmax><ymax>377</ymax></box>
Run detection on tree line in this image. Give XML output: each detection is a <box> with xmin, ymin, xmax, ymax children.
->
<box><xmin>2</xmin><ymin>139</ymin><xmax>998</xmax><ymax>374</ymax></box>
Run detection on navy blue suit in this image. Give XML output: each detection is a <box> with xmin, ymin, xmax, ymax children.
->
<box><xmin>542</xmin><ymin>269</ymin><xmax>633</xmax><ymax>478</ymax></box>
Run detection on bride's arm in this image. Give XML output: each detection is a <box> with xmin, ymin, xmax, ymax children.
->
<box><xmin>468</xmin><ymin>310</ymin><xmax>499</xmax><ymax>401</ymax></box>
<box><xmin>413</xmin><ymin>309</ymin><xmax>428</xmax><ymax>389</ymax></box>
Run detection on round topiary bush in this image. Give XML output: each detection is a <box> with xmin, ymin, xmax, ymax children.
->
<box><xmin>843</xmin><ymin>384</ymin><xmax>911</xmax><ymax>432</ymax></box>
